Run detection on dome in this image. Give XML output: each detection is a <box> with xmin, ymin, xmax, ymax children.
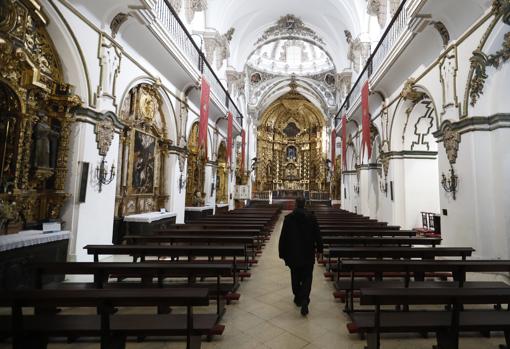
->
<box><xmin>247</xmin><ymin>39</ymin><xmax>335</xmax><ymax>76</ymax></box>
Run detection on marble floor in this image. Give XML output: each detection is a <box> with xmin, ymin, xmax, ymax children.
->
<box><xmin>1</xmin><ymin>211</ymin><xmax>506</xmax><ymax>348</ymax></box>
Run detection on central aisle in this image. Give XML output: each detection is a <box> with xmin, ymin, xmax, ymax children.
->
<box><xmin>204</xmin><ymin>211</ymin><xmax>351</xmax><ymax>349</ymax></box>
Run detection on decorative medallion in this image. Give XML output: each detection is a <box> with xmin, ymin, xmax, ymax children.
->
<box><xmin>95</xmin><ymin>118</ymin><xmax>115</xmax><ymax>156</ymax></box>
<box><xmin>110</xmin><ymin>13</ymin><xmax>130</xmax><ymax>38</ymax></box>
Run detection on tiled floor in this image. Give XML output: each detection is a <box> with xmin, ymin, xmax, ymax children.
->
<box><xmin>1</xmin><ymin>211</ymin><xmax>506</xmax><ymax>348</ymax></box>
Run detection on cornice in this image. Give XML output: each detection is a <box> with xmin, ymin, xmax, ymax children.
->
<box><xmin>434</xmin><ymin>114</ymin><xmax>510</xmax><ymax>140</ymax></box>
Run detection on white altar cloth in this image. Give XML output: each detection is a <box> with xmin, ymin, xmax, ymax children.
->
<box><xmin>185</xmin><ymin>206</ymin><xmax>215</xmax><ymax>212</ymax></box>
<box><xmin>0</xmin><ymin>230</ymin><xmax>70</xmax><ymax>252</ymax></box>
<box><xmin>124</xmin><ymin>212</ymin><xmax>177</xmax><ymax>223</ymax></box>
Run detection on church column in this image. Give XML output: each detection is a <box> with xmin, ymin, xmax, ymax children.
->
<box><xmin>359</xmin><ymin>164</ymin><xmax>380</xmax><ymax>219</ymax></box>
<box><xmin>167</xmin><ymin>149</ymin><xmax>187</xmax><ymax>223</ymax></box>
<box><xmin>435</xmin><ymin>119</ymin><xmax>510</xmax><ymax>259</ymax></box>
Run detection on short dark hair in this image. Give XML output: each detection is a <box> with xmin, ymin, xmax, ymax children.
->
<box><xmin>295</xmin><ymin>197</ymin><xmax>306</xmax><ymax>208</ymax></box>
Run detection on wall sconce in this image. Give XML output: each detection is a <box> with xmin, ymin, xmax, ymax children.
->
<box><xmin>95</xmin><ymin>156</ymin><xmax>115</xmax><ymax>193</ymax></box>
<box><xmin>354</xmin><ymin>184</ymin><xmax>360</xmax><ymax>195</ymax></box>
<box><xmin>379</xmin><ymin>180</ymin><xmax>388</xmax><ymax>195</ymax></box>
<box><xmin>178</xmin><ymin>173</ymin><xmax>187</xmax><ymax>193</ymax></box>
<box><xmin>441</xmin><ymin>165</ymin><xmax>458</xmax><ymax>200</ymax></box>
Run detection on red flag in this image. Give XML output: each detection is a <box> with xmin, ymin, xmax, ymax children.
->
<box><xmin>342</xmin><ymin>115</ymin><xmax>347</xmax><ymax>169</ymax></box>
<box><xmin>227</xmin><ymin>112</ymin><xmax>233</xmax><ymax>166</ymax></box>
<box><xmin>241</xmin><ymin>130</ymin><xmax>246</xmax><ymax>173</ymax></box>
<box><xmin>361</xmin><ymin>81</ymin><xmax>372</xmax><ymax>160</ymax></box>
<box><xmin>331</xmin><ymin>130</ymin><xmax>336</xmax><ymax>171</ymax></box>
<box><xmin>198</xmin><ymin>76</ymin><xmax>210</xmax><ymax>157</ymax></box>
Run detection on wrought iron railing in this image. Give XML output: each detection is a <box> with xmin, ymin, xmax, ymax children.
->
<box><xmin>153</xmin><ymin>0</ymin><xmax>244</xmax><ymax>126</ymax></box>
<box><xmin>252</xmin><ymin>191</ymin><xmax>271</xmax><ymax>200</ymax></box>
<box><xmin>335</xmin><ymin>0</ymin><xmax>409</xmax><ymax>126</ymax></box>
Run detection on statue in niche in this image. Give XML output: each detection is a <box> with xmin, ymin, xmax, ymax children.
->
<box><xmin>99</xmin><ymin>37</ymin><xmax>121</xmax><ymax>97</ymax></box>
<box><xmin>34</xmin><ymin>116</ymin><xmax>54</xmax><ymax>168</ymax></box>
<box><xmin>440</xmin><ymin>52</ymin><xmax>457</xmax><ymax>112</ymax></box>
<box><xmin>286</xmin><ymin>146</ymin><xmax>297</xmax><ymax>161</ymax></box>
<box><xmin>192</xmin><ymin>190</ymin><xmax>204</xmax><ymax>207</ymax></box>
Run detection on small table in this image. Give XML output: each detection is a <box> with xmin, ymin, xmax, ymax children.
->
<box><xmin>0</xmin><ymin>230</ymin><xmax>70</xmax><ymax>289</ymax></box>
<box><xmin>122</xmin><ymin>212</ymin><xmax>177</xmax><ymax>241</ymax></box>
<box><xmin>185</xmin><ymin>206</ymin><xmax>214</xmax><ymax>223</ymax></box>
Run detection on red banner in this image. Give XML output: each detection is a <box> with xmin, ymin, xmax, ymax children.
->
<box><xmin>198</xmin><ymin>76</ymin><xmax>210</xmax><ymax>157</ymax></box>
<box><xmin>227</xmin><ymin>112</ymin><xmax>233</xmax><ymax>166</ymax></box>
<box><xmin>331</xmin><ymin>129</ymin><xmax>336</xmax><ymax>171</ymax></box>
<box><xmin>342</xmin><ymin>115</ymin><xmax>347</xmax><ymax>169</ymax></box>
<box><xmin>241</xmin><ymin>130</ymin><xmax>246</xmax><ymax>173</ymax></box>
<box><xmin>361</xmin><ymin>80</ymin><xmax>372</xmax><ymax>160</ymax></box>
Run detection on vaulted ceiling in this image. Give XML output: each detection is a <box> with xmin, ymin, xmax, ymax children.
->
<box><xmin>206</xmin><ymin>0</ymin><xmax>368</xmax><ymax>72</ymax></box>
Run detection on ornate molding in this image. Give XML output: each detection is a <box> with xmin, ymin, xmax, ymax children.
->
<box><xmin>441</xmin><ymin>123</ymin><xmax>461</xmax><ymax>164</ymax></box>
<box><xmin>110</xmin><ymin>13</ymin><xmax>130</xmax><ymax>38</ymax></box>
<box><xmin>95</xmin><ymin>118</ymin><xmax>115</xmax><ymax>156</ymax></box>
<box><xmin>400</xmin><ymin>78</ymin><xmax>426</xmax><ymax>104</ymax></box>
<box><xmin>255</xmin><ymin>14</ymin><xmax>324</xmax><ymax>45</ymax></box>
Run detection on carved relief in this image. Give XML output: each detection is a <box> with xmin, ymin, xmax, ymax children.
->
<box><xmin>400</xmin><ymin>78</ymin><xmax>425</xmax><ymax>104</ymax></box>
<box><xmin>185</xmin><ymin>0</ymin><xmax>207</xmax><ymax>23</ymax></box>
<box><xmin>202</xmin><ymin>28</ymin><xmax>235</xmax><ymax>69</ymax></box>
<box><xmin>367</xmin><ymin>0</ymin><xmax>387</xmax><ymax>28</ymax></box>
<box><xmin>255</xmin><ymin>14</ymin><xmax>325</xmax><ymax>45</ymax></box>
<box><xmin>439</xmin><ymin>49</ymin><xmax>459</xmax><ymax>115</ymax></box>
<box><xmin>97</xmin><ymin>35</ymin><xmax>121</xmax><ymax>100</ymax></box>
<box><xmin>443</xmin><ymin>124</ymin><xmax>461</xmax><ymax>164</ymax></box>
<box><xmin>95</xmin><ymin>118</ymin><xmax>115</xmax><ymax>156</ymax></box>
<box><xmin>110</xmin><ymin>13</ymin><xmax>130</xmax><ymax>38</ymax></box>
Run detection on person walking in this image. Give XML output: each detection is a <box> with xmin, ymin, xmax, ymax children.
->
<box><xmin>278</xmin><ymin>197</ymin><xmax>323</xmax><ymax>316</ymax></box>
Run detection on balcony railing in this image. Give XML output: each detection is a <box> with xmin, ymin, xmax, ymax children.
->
<box><xmin>153</xmin><ymin>0</ymin><xmax>244</xmax><ymax>126</ymax></box>
<box><xmin>335</xmin><ymin>0</ymin><xmax>409</xmax><ymax>126</ymax></box>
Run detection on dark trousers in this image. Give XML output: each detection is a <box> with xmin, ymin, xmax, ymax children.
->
<box><xmin>290</xmin><ymin>264</ymin><xmax>314</xmax><ymax>304</ymax></box>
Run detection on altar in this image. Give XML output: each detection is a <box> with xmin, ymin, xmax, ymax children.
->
<box><xmin>120</xmin><ymin>212</ymin><xmax>177</xmax><ymax>242</ymax></box>
<box><xmin>0</xmin><ymin>230</ymin><xmax>70</xmax><ymax>289</ymax></box>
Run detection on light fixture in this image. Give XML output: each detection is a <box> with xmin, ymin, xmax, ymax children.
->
<box><xmin>441</xmin><ymin>165</ymin><xmax>458</xmax><ymax>200</ymax></box>
<box><xmin>95</xmin><ymin>156</ymin><xmax>115</xmax><ymax>193</ymax></box>
<box><xmin>246</xmin><ymin>157</ymin><xmax>258</xmax><ymax>175</ymax></box>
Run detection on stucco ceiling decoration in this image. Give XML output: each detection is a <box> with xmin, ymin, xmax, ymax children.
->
<box><xmin>255</xmin><ymin>14</ymin><xmax>325</xmax><ymax>45</ymax></box>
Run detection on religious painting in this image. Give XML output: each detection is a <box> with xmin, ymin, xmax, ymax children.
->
<box><xmin>286</xmin><ymin>146</ymin><xmax>297</xmax><ymax>161</ymax></box>
<box><xmin>132</xmin><ymin>131</ymin><xmax>155</xmax><ymax>194</ymax></box>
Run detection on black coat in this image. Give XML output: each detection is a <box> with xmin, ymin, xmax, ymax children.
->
<box><xmin>278</xmin><ymin>208</ymin><xmax>323</xmax><ymax>267</ymax></box>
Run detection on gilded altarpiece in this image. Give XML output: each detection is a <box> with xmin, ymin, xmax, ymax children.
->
<box><xmin>116</xmin><ymin>84</ymin><xmax>169</xmax><ymax>216</ymax></box>
<box><xmin>255</xmin><ymin>94</ymin><xmax>325</xmax><ymax>192</ymax></box>
<box><xmin>0</xmin><ymin>0</ymin><xmax>81</xmax><ymax>231</ymax></box>
<box><xmin>331</xmin><ymin>155</ymin><xmax>342</xmax><ymax>200</ymax></box>
<box><xmin>216</xmin><ymin>142</ymin><xmax>228</xmax><ymax>203</ymax></box>
<box><xmin>185</xmin><ymin>123</ymin><xmax>206</xmax><ymax>206</ymax></box>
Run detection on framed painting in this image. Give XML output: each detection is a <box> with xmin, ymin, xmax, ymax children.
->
<box><xmin>132</xmin><ymin>131</ymin><xmax>156</xmax><ymax>194</ymax></box>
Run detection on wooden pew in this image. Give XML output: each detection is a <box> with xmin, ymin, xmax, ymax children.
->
<box><xmin>328</xmin><ymin>247</ymin><xmax>475</xmax><ymax>262</ymax></box>
<box><xmin>320</xmin><ymin>229</ymin><xmax>416</xmax><ymax>237</ymax></box>
<box><xmin>337</xmin><ymin>259</ymin><xmax>510</xmax><ymax>312</ymax></box>
<box><xmin>84</xmin><ymin>244</ymin><xmax>246</xmax><ymax>287</ymax></box>
<box><xmin>124</xmin><ymin>235</ymin><xmax>259</xmax><ymax>265</ymax></box>
<box><xmin>33</xmin><ymin>262</ymin><xmax>235</xmax><ymax>318</ymax></box>
<box><xmin>354</xmin><ymin>287</ymin><xmax>510</xmax><ymax>349</ymax></box>
<box><xmin>0</xmin><ymin>288</ymin><xmax>213</xmax><ymax>349</ymax></box>
<box><xmin>322</xmin><ymin>236</ymin><xmax>441</xmax><ymax>247</ymax></box>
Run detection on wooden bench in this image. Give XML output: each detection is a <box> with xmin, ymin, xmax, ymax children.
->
<box><xmin>337</xmin><ymin>259</ymin><xmax>510</xmax><ymax>312</ymax></box>
<box><xmin>322</xmin><ymin>236</ymin><xmax>441</xmax><ymax>247</ymax></box>
<box><xmin>84</xmin><ymin>244</ymin><xmax>247</xmax><ymax>285</ymax></box>
<box><xmin>320</xmin><ymin>229</ymin><xmax>416</xmax><ymax>237</ymax></box>
<box><xmin>0</xmin><ymin>288</ymin><xmax>214</xmax><ymax>349</ymax></box>
<box><xmin>33</xmin><ymin>262</ymin><xmax>237</xmax><ymax>317</ymax></box>
<box><xmin>354</xmin><ymin>287</ymin><xmax>510</xmax><ymax>349</ymax></box>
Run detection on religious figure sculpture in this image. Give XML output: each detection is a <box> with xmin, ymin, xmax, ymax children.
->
<box><xmin>34</xmin><ymin>116</ymin><xmax>53</xmax><ymax>168</ymax></box>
